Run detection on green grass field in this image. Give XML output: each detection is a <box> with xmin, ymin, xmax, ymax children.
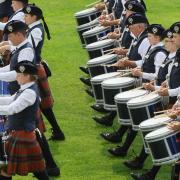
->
<box><xmin>13</xmin><ymin>0</ymin><xmax>180</xmax><ymax>179</ymax></box>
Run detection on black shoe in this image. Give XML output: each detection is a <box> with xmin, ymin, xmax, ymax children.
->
<box><xmin>100</xmin><ymin>132</ymin><xmax>121</xmax><ymax>143</ymax></box>
<box><xmin>80</xmin><ymin>77</ymin><xmax>91</xmax><ymax>86</ymax></box>
<box><xmin>79</xmin><ymin>66</ymin><xmax>89</xmax><ymax>74</ymax></box>
<box><xmin>93</xmin><ymin>116</ymin><xmax>113</xmax><ymax>126</ymax></box>
<box><xmin>91</xmin><ymin>104</ymin><xmax>110</xmax><ymax>113</ymax></box>
<box><xmin>108</xmin><ymin>146</ymin><xmax>127</xmax><ymax>157</ymax></box>
<box><xmin>49</xmin><ymin>130</ymin><xmax>65</xmax><ymax>141</ymax></box>
<box><xmin>130</xmin><ymin>172</ymin><xmax>153</xmax><ymax>180</ymax></box>
<box><xmin>85</xmin><ymin>89</ymin><xmax>94</xmax><ymax>97</ymax></box>
<box><xmin>47</xmin><ymin>166</ymin><xmax>60</xmax><ymax>176</ymax></box>
<box><xmin>123</xmin><ymin>157</ymin><xmax>143</xmax><ymax>170</ymax></box>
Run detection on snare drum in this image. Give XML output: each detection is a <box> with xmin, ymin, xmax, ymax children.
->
<box><xmin>86</xmin><ymin>39</ymin><xmax>116</xmax><ymax>59</ymax></box>
<box><xmin>91</xmin><ymin>72</ymin><xmax>120</xmax><ymax>105</ymax></box>
<box><xmin>115</xmin><ymin>89</ymin><xmax>147</xmax><ymax>126</ymax></box>
<box><xmin>74</xmin><ymin>7</ymin><xmax>101</xmax><ymax>26</ymax></box>
<box><xmin>77</xmin><ymin>19</ymin><xmax>99</xmax><ymax>47</ymax></box>
<box><xmin>139</xmin><ymin>115</ymin><xmax>172</xmax><ymax>153</ymax></box>
<box><xmin>127</xmin><ymin>93</ymin><xmax>163</xmax><ymax>131</ymax></box>
<box><xmin>145</xmin><ymin>127</ymin><xmax>180</xmax><ymax>165</ymax></box>
<box><xmin>87</xmin><ymin>54</ymin><xmax>118</xmax><ymax>77</ymax></box>
<box><xmin>102</xmin><ymin>77</ymin><xmax>135</xmax><ymax>110</ymax></box>
<box><xmin>83</xmin><ymin>26</ymin><xmax>111</xmax><ymax>45</ymax></box>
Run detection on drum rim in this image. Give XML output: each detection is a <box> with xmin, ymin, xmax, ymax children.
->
<box><xmin>87</xmin><ymin>54</ymin><xmax>117</xmax><ymax>66</ymax></box>
<box><xmin>83</xmin><ymin>26</ymin><xmax>110</xmax><ymax>36</ymax></box>
<box><xmin>102</xmin><ymin>77</ymin><xmax>135</xmax><ymax>87</ymax></box>
<box><xmin>145</xmin><ymin>126</ymin><xmax>179</xmax><ymax>140</ymax></box>
<box><xmin>139</xmin><ymin>116</ymin><xmax>171</xmax><ymax>130</ymax></box>
<box><xmin>91</xmin><ymin>72</ymin><xmax>120</xmax><ymax>82</ymax></box>
<box><xmin>127</xmin><ymin>94</ymin><xmax>161</xmax><ymax>107</ymax></box>
<box><xmin>74</xmin><ymin>7</ymin><xmax>98</xmax><ymax>17</ymax></box>
<box><xmin>114</xmin><ymin>89</ymin><xmax>147</xmax><ymax>102</ymax></box>
<box><xmin>77</xmin><ymin>23</ymin><xmax>98</xmax><ymax>31</ymax></box>
<box><xmin>86</xmin><ymin>39</ymin><xmax>115</xmax><ymax>50</ymax></box>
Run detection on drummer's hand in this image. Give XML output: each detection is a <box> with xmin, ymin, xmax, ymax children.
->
<box><xmin>0</xmin><ymin>45</ymin><xmax>10</xmax><ymax>54</ymax></box>
<box><xmin>161</xmin><ymin>81</ymin><xmax>167</xmax><ymax>88</ymax></box>
<box><xmin>143</xmin><ymin>83</ymin><xmax>155</xmax><ymax>91</ymax></box>
<box><xmin>100</xmin><ymin>20</ymin><xmax>111</xmax><ymax>27</ymax></box>
<box><xmin>157</xmin><ymin>88</ymin><xmax>169</xmax><ymax>96</ymax></box>
<box><xmin>0</xmin><ymin>41</ymin><xmax>10</xmax><ymax>47</ymax></box>
<box><xmin>112</xmin><ymin>60</ymin><xmax>125</xmax><ymax>68</ymax></box>
<box><xmin>131</xmin><ymin>68</ymin><xmax>142</xmax><ymax>77</ymax></box>
<box><xmin>167</xmin><ymin>121</ymin><xmax>180</xmax><ymax>131</ymax></box>
<box><xmin>107</xmin><ymin>32</ymin><xmax>120</xmax><ymax>39</ymax></box>
<box><xmin>113</xmin><ymin>47</ymin><xmax>126</xmax><ymax>55</ymax></box>
<box><xmin>94</xmin><ymin>3</ymin><xmax>105</xmax><ymax>11</ymax></box>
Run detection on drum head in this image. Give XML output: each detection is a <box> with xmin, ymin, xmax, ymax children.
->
<box><xmin>77</xmin><ymin>19</ymin><xmax>99</xmax><ymax>30</ymax></box>
<box><xmin>83</xmin><ymin>26</ymin><xmax>109</xmax><ymax>36</ymax></box>
<box><xmin>102</xmin><ymin>77</ymin><xmax>135</xmax><ymax>87</ymax></box>
<box><xmin>115</xmin><ymin>89</ymin><xmax>147</xmax><ymax>102</ymax></box>
<box><xmin>87</xmin><ymin>54</ymin><xmax>117</xmax><ymax>66</ymax></box>
<box><xmin>75</xmin><ymin>8</ymin><xmax>97</xmax><ymax>17</ymax></box>
<box><xmin>127</xmin><ymin>93</ymin><xmax>161</xmax><ymax>107</ymax></box>
<box><xmin>91</xmin><ymin>72</ymin><xmax>120</xmax><ymax>83</ymax></box>
<box><xmin>139</xmin><ymin>115</ymin><xmax>171</xmax><ymax>130</ymax></box>
<box><xmin>86</xmin><ymin>39</ymin><xmax>115</xmax><ymax>50</ymax></box>
<box><xmin>145</xmin><ymin>126</ymin><xmax>176</xmax><ymax>140</ymax></box>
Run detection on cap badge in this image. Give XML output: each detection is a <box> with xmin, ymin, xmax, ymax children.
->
<box><xmin>167</xmin><ymin>31</ymin><xmax>173</xmax><ymax>38</ymax></box>
<box><xmin>8</xmin><ymin>25</ymin><xmax>13</xmax><ymax>32</ymax></box>
<box><xmin>128</xmin><ymin>17</ymin><xmax>133</xmax><ymax>24</ymax></box>
<box><xmin>174</xmin><ymin>26</ymin><xmax>179</xmax><ymax>33</ymax></box>
<box><xmin>152</xmin><ymin>27</ymin><xmax>158</xmax><ymax>34</ymax></box>
<box><xmin>26</xmin><ymin>6</ymin><xmax>31</xmax><ymax>13</ymax></box>
<box><xmin>128</xmin><ymin>4</ymin><xmax>133</xmax><ymax>10</ymax></box>
<box><xmin>19</xmin><ymin>66</ymin><xmax>25</xmax><ymax>73</ymax></box>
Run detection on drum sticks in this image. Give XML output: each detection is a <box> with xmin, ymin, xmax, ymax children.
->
<box><xmin>154</xmin><ymin>110</ymin><xmax>168</xmax><ymax>115</ymax></box>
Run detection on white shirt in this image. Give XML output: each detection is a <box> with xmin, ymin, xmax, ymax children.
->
<box><xmin>154</xmin><ymin>52</ymin><xmax>176</xmax><ymax>92</ymax></box>
<box><xmin>0</xmin><ymin>82</ymin><xmax>36</xmax><ymax>115</ymax></box>
<box><xmin>28</xmin><ymin>20</ymin><xmax>43</xmax><ymax>47</ymax></box>
<box><xmin>128</xmin><ymin>32</ymin><xmax>150</xmax><ymax>60</ymax></box>
<box><xmin>0</xmin><ymin>39</ymin><xmax>34</xmax><ymax>82</ymax></box>
<box><xmin>0</xmin><ymin>9</ymin><xmax>25</xmax><ymax>30</ymax></box>
<box><xmin>135</xmin><ymin>42</ymin><xmax>167</xmax><ymax>80</ymax></box>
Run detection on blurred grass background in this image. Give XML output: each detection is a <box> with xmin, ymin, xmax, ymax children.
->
<box><xmin>14</xmin><ymin>0</ymin><xmax>179</xmax><ymax>179</ymax></box>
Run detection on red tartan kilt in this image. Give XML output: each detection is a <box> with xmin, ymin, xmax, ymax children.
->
<box><xmin>5</xmin><ymin>131</ymin><xmax>46</xmax><ymax>176</ymax></box>
<box><xmin>36</xmin><ymin>108</ymin><xmax>46</xmax><ymax>133</ymax></box>
<box><xmin>37</xmin><ymin>64</ymin><xmax>54</xmax><ymax>109</ymax></box>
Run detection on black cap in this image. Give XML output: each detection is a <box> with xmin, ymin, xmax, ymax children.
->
<box><xmin>147</xmin><ymin>24</ymin><xmax>165</xmax><ymax>37</ymax></box>
<box><xmin>23</xmin><ymin>4</ymin><xmax>51</xmax><ymax>40</ymax></box>
<box><xmin>23</xmin><ymin>4</ymin><xmax>43</xmax><ymax>18</ymax></box>
<box><xmin>162</xmin><ymin>29</ymin><xmax>173</xmax><ymax>39</ymax></box>
<box><xmin>126</xmin><ymin>13</ymin><xmax>148</xmax><ymax>26</ymax></box>
<box><xmin>15</xmin><ymin>61</ymin><xmax>37</xmax><ymax>75</ymax></box>
<box><xmin>13</xmin><ymin>0</ymin><xmax>28</xmax><ymax>4</ymax></box>
<box><xmin>170</xmin><ymin>22</ymin><xmax>180</xmax><ymax>34</ymax></box>
<box><xmin>4</xmin><ymin>20</ymin><xmax>28</xmax><ymax>35</ymax></box>
<box><xmin>125</xmin><ymin>1</ymin><xmax>145</xmax><ymax>14</ymax></box>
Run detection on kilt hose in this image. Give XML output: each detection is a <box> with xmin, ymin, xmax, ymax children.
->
<box><xmin>36</xmin><ymin>108</ymin><xmax>46</xmax><ymax>133</ymax></box>
<box><xmin>37</xmin><ymin>64</ymin><xmax>54</xmax><ymax>110</ymax></box>
<box><xmin>3</xmin><ymin>131</ymin><xmax>46</xmax><ymax>176</ymax></box>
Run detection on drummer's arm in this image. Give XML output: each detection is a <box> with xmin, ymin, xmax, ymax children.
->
<box><xmin>168</xmin><ymin>121</ymin><xmax>180</xmax><ymax>131</ymax></box>
<box><xmin>168</xmin><ymin>87</ymin><xmax>180</xmax><ymax>97</ymax></box>
<box><xmin>0</xmin><ymin>95</ymin><xmax>15</xmax><ymax>105</ymax></box>
<box><xmin>0</xmin><ymin>70</ymin><xmax>17</xmax><ymax>82</ymax></box>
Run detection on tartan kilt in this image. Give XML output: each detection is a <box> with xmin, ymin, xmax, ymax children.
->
<box><xmin>4</xmin><ymin>131</ymin><xmax>46</xmax><ymax>176</ymax></box>
<box><xmin>36</xmin><ymin>108</ymin><xmax>46</xmax><ymax>133</ymax></box>
<box><xmin>37</xmin><ymin>64</ymin><xmax>54</xmax><ymax>109</ymax></box>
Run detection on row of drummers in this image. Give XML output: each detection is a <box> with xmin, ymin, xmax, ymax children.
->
<box><xmin>75</xmin><ymin>0</ymin><xmax>180</xmax><ymax>180</ymax></box>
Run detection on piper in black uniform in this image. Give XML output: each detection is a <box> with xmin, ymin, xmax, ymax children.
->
<box><xmin>23</xmin><ymin>3</ymin><xmax>65</xmax><ymax>141</ymax></box>
<box><xmin>0</xmin><ymin>61</ymin><xmax>49</xmax><ymax>180</ymax></box>
<box><xmin>0</xmin><ymin>20</ymin><xmax>60</xmax><ymax>176</ymax></box>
